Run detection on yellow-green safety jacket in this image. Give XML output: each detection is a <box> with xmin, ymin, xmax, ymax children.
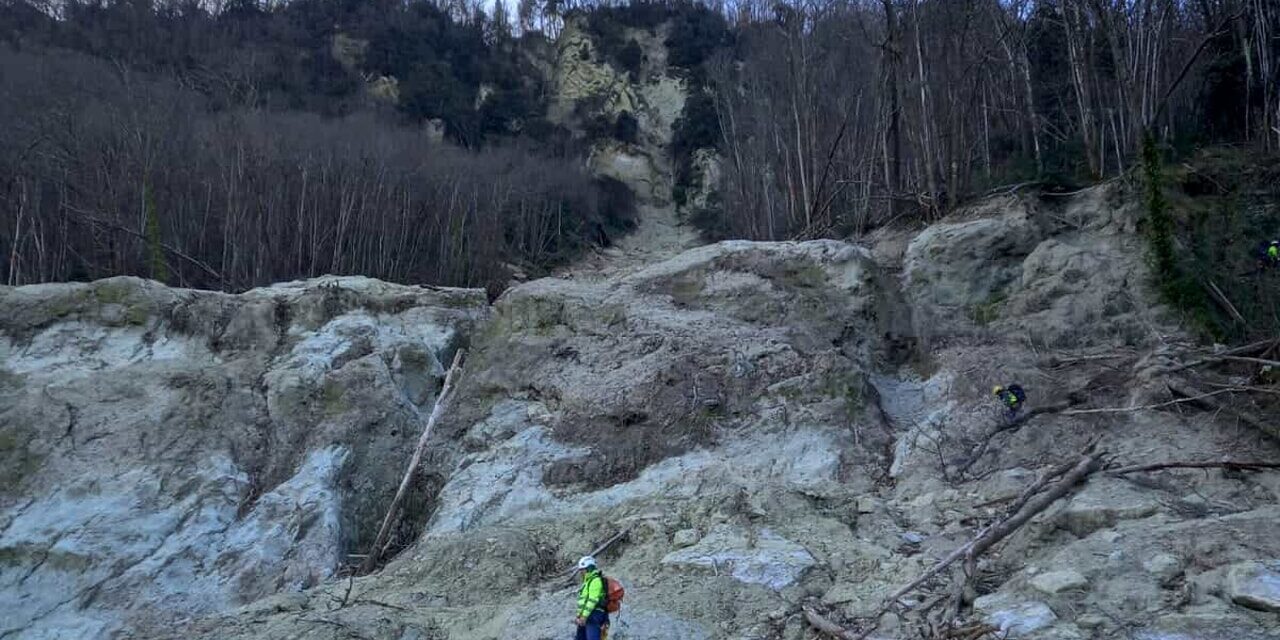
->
<box><xmin>998</xmin><ymin>390</ymin><xmax>1020</xmax><ymax>408</ymax></box>
<box><xmin>577</xmin><ymin>569</ymin><xmax>606</xmax><ymax>618</ymax></box>
<box><xmin>1269</xmin><ymin>244</ymin><xmax>1279</xmax><ymax>261</ymax></box>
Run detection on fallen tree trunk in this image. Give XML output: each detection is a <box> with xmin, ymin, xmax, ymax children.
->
<box><xmin>1109</xmin><ymin>460</ymin><xmax>1280</xmax><ymax>475</ymax></box>
<box><xmin>823</xmin><ymin>448</ymin><xmax>1103</xmax><ymax>640</ymax></box>
<box><xmin>1061</xmin><ymin>388</ymin><xmax>1242</xmax><ymax>415</ymax></box>
<box><xmin>1167</xmin><ymin>381</ymin><xmax>1277</xmax><ymax>440</ymax></box>
<box><xmin>967</xmin><ymin>450</ymin><xmax>1102</xmax><ymax>558</ymax></box>
<box><xmin>361</xmin><ymin>349</ymin><xmax>465</xmax><ymax>574</ymax></box>
<box><xmin>1172</xmin><ymin>338</ymin><xmax>1279</xmax><ymax>372</ymax></box>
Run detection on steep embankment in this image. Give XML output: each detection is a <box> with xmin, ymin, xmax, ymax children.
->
<box><xmin>0</xmin><ymin>278</ymin><xmax>489</xmax><ymax>638</ymax></box>
<box><xmin>6</xmin><ymin>183</ymin><xmax>1279</xmax><ymax>639</ymax></box>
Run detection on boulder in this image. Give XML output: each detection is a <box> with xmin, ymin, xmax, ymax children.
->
<box><xmin>1141</xmin><ymin>553</ymin><xmax>1184</xmax><ymax>585</ymax></box>
<box><xmin>662</xmin><ymin>524</ymin><xmax>817</xmax><ymax>590</ymax></box>
<box><xmin>1057</xmin><ymin>479</ymin><xmax>1161</xmax><ymax>537</ymax></box>
<box><xmin>903</xmin><ymin>201</ymin><xmax>1041</xmax><ymax>329</ymax></box>
<box><xmin>1030</xmin><ymin>570</ymin><xmax>1089</xmax><ymax>595</ymax></box>
<box><xmin>1225</xmin><ymin>561</ymin><xmax>1280</xmax><ymax>612</ymax></box>
<box><xmin>672</xmin><ymin>528</ymin><xmax>700</xmax><ymax>548</ymax></box>
<box><xmin>972</xmin><ymin>593</ymin><xmax>1057</xmax><ymax>638</ymax></box>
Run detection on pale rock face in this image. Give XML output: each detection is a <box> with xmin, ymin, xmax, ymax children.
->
<box><xmin>0</xmin><ymin>276</ymin><xmax>489</xmax><ymax>637</ymax></box>
<box><xmin>1056</xmin><ymin>478</ymin><xmax>1162</xmax><ymax>537</ymax></box>
<box><xmin>661</xmin><ymin>524</ymin><xmax>817</xmax><ymax>590</ymax></box>
<box><xmin>1030</xmin><ymin>569</ymin><xmax>1089</xmax><ymax>595</ymax></box>
<box><xmin>972</xmin><ymin>593</ymin><xmax>1058</xmax><ymax>637</ymax></box>
<box><xmin>7</xmin><ymin>183</ymin><xmax>1280</xmax><ymax>640</ymax></box>
<box><xmin>1225</xmin><ymin>561</ymin><xmax>1280</xmax><ymax>612</ymax></box>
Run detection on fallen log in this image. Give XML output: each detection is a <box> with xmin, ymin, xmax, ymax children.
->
<box><xmin>1172</xmin><ymin>338</ymin><xmax>1280</xmax><ymax>372</ymax></box>
<box><xmin>941</xmin><ymin>448</ymin><xmax>1104</xmax><ymax>626</ymax></box>
<box><xmin>833</xmin><ymin>448</ymin><xmax>1103</xmax><ymax>640</ymax></box>
<box><xmin>1167</xmin><ymin>381</ymin><xmax>1276</xmax><ymax>440</ymax></box>
<box><xmin>560</xmin><ymin>527</ymin><xmax>632</xmax><ymax>584</ymax></box>
<box><xmin>1109</xmin><ymin>460</ymin><xmax>1280</xmax><ymax>475</ymax></box>
<box><xmin>1060</xmin><ymin>388</ymin><xmax>1242</xmax><ymax>415</ymax></box>
<box><xmin>361</xmin><ymin>349</ymin><xmax>466</xmax><ymax>574</ymax></box>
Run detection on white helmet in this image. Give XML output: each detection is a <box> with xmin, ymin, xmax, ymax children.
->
<box><xmin>576</xmin><ymin>555</ymin><xmax>597</xmax><ymax>570</ymax></box>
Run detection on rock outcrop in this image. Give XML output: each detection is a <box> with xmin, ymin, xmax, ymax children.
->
<box><xmin>548</xmin><ymin>18</ymin><xmax>694</xmax><ymax>213</ymax></box>
<box><xmin>4</xmin><ymin>185</ymin><xmax>1280</xmax><ymax>640</ymax></box>
<box><xmin>0</xmin><ymin>276</ymin><xmax>489</xmax><ymax>638</ymax></box>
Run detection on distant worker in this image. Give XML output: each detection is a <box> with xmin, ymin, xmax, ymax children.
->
<box><xmin>993</xmin><ymin>384</ymin><xmax>1027</xmax><ymax>420</ymax></box>
<box><xmin>574</xmin><ymin>556</ymin><xmax>610</xmax><ymax>640</ymax></box>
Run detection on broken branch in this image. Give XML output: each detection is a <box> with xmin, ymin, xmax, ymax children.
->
<box><xmin>1167</xmin><ymin>381</ymin><xmax>1276</xmax><ymax>439</ymax></box>
<box><xmin>361</xmin><ymin>349</ymin><xmax>466</xmax><ymax>574</ymax></box>
<box><xmin>1061</xmin><ymin>388</ymin><xmax>1242</xmax><ymax>415</ymax></box>
<box><xmin>804</xmin><ymin>606</ymin><xmax>862</xmax><ymax>640</ymax></box>
<box><xmin>1109</xmin><ymin>460</ymin><xmax>1280</xmax><ymax>475</ymax></box>
<box><xmin>954</xmin><ymin>401</ymin><xmax>1076</xmax><ymax>476</ymax></box>
<box><xmin>1204</xmin><ymin>280</ymin><xmax>1247</xmax><ymax>326</ymax></box>
<box><xmin>850</xmin><ymin>448</ymin><xmax>1103</xmax><ymax>640</ymax></box>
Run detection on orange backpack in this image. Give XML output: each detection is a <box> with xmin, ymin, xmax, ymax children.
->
<box><xmin>603</xmin><ymin>575</ymin><xmax>625</xmax><ymax>613</ymax></box>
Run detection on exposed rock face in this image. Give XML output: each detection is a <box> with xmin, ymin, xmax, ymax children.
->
<box><xmin>5</xmin><ymin>185</ymin><xmax>1280</xmax><ymax>640</ymax></box>
<box><xmin>904</xmin><ymin>187</ymin><xmax>1162</xmax><ymax>346</ymax></box>
<box><xmin>1226</xmin><ymin>561</ymin><xmax>1280</xmax><ymax>612</ymax></box>
<box><xmin>972</xmin><ymin>593</ymin><xmax>1058</xmax><ymax>637</ymax></box>
<box><xmin>549</xmin><ymin>18</ymin><xmax>690</xmax><ymax>209</ymax></box>
<box><xmin>661</xmin><ymin>524</ymin><xmax>817</xmax><ymax>590</ymax></box>
<box><xmin>0</xmin><ymin>276</ymin><xmax>489</xmax><ymax>637</ymax></box>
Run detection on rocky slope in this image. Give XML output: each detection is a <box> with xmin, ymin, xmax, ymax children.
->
<box><xmin>547</xmin><ymin>17</ymin><xmax>702</xmax><ymax>279</ymax></box>
<box><xmin>4</xmin><ymin>184</ymin><xmax>1280</xmax><ymax>640</ymax></box>
<box><xmin>0</xmin><ymin>277</ymin><xmax>489</xmax><ymax>638</ymax></box>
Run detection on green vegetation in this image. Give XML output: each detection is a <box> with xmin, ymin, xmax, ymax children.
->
<box><xmin>0</xmin><ymin>426</ymin><xmax>42</xmax><ymax>496</ymax></box>
<box><xmin>320</xmin><ymin>379</ymin><xmax>349</xmax><ymax>416</ymax></box>
<box><xmin>1140</xmin><ymin>141</ymin><xmax>1280</xmax><ymax>342</ymax></box>
<box><xmin>968</xmin><ymin>291</ymin><xmax>1008</xmax><ymax>326</ymax></box>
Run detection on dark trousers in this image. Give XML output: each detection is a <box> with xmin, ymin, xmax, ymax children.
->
<box><xmin>575</xmin><ymin>610</ymin><xmax>609</xmax><ymax>640</ymax></box>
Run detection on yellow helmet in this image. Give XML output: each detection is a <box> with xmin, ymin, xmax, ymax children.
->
<box><xmin>992</xmin><ymin>385</ymin><xmax>1004</xmax><ymax>395</ymax></box>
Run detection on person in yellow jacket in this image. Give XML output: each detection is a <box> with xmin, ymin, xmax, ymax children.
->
<box><xmin>573</xmin><ymin>555</ymin><xmax>609</xmax><ymax>640</ymax></box>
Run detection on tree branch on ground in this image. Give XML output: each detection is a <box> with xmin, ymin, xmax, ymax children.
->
<box><xmin>1109</xmin><ymin>460</ymin><xmax>1280</xmax><ymax>475</ymax></box>
<box><xmin>954</xmin><ymin>400</ymin><xmax>1078</xmax><ymax>476</ymax></box>
<box><xmin>803</xmin><ymin>606</ymin><xmax>861</xmax><ymax>640</ymax></box>
<box><xmin>361</xmin><ymin>350</ymin><xmax>465</xmax><ymax>574</ymax></box>
<box><xmin>810</xmin><ymin>447</ymin><xmax>1103</xmax><ymax>640</ymax></box>
<box><xmin>1167</xmin><ymin>381</ymin><xmax>1275</xmax><ymax>440</ymax></box>
<box><xmin>1060</xmin><ymin>388</ymin><xmax>1244</xmax><ymax>415</ymax></box>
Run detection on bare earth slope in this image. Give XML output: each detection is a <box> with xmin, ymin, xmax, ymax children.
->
<box><xmin>6</xmin><ymin>184</ymin><xmax>1280</xmax><ymax>639</ymax></box>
